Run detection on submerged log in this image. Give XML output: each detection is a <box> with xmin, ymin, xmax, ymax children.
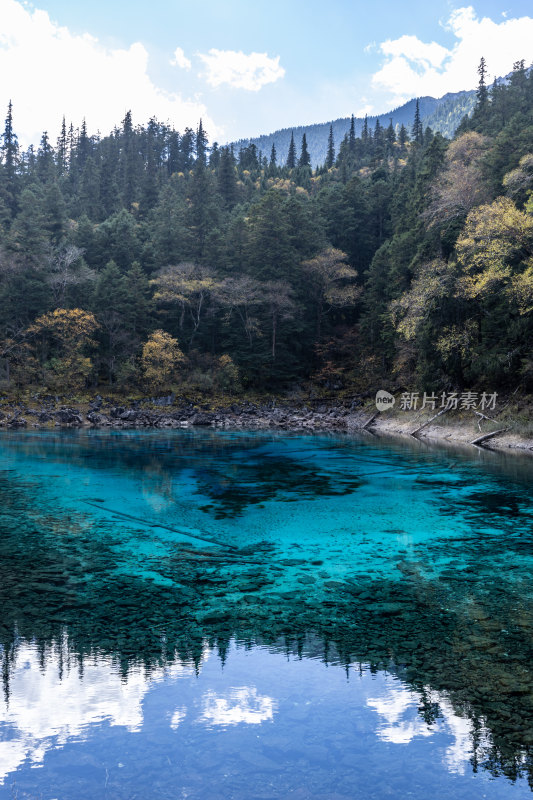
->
<box><xmin>83</xmin><ymin>500</ymin><xmax>237</xmax><ymax>550</ymax></box>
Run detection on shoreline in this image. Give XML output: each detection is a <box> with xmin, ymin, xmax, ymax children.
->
<box><xmin>0</xmin><ymin>395</ymin><xmax>531</xmax><ymax>454</ymax></box>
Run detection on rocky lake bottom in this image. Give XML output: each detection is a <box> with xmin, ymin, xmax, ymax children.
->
<box><xmin>0</xmin><ymin>428</ymin><xmax>532</xmax><ymax>799</ymax></box>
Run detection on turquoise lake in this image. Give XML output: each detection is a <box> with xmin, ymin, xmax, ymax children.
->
<box><xmin>0</xmin><ymin>428</ymin><xmax>533</xmax><ymax>798</ymax></box>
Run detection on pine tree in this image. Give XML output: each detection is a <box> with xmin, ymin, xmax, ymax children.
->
<box><xmin>179</xmin><ymin>128</ymin><xmax>195</xmax><ymax>171</ymax></box>
<box><xmin>167</xmin><ymin>130</ymin><xmax>181</xmax><ymax>175</ymax></box>
<box><xmin>412</xmin><ymin>99</ymin><xmax>423</xmax><ymax>145</ymax></box>
<box><xmin>2</xmin><ymin>100</ymin><xmax>19</xmax><ymax>215</ymax></box>
<box><xmin>270</xmin><ymin>143</ymin><xmax>277</xmax><ymax>168</ymax></box>
<box><xmin>362</xmin><ymin>115</ymin><xmax>369</xmax><ymax>142</ymax></box>
<box><xmin>398</xmin><ymin>124</ymin><xmax>409</xmax><ymax>149</ymax></box>
<box><xmin>286</xmin><ymin>132</ymin><xmax>296</xmax><ymax>168</ymax></box>
<box><xmin>299</xmin><ymin>133</ymin><xmax>311</xmax><ymax>168</ymax></box>
<box><xmin>196</xmin><ymin>119</ymin><xmax>208</xmax><ymax>165</ymax></box>
<box><xmin>349</xmin><ymin>115</ymin><xmax>356</xmax><ymax>151</ymax></box>
<box><xmin>77</xmin><ymin>119</ymin><xmax>91</xmax><ymax>169</ymax></box>
<box><xmin>42</xmin><ymin>182</ymin><xmax>67</xmax><ymax>245</ymax></box>
<box><xmin>326</xmin><ymin>124</ymin><xmax>335</xmax><ymax>169</ymax></box>
<box><xmin>36</xmin><ymin>132</ymin><xmax>55</xmax><ymax>184</ymax></box>
<box><xmin>68</xmin><ymin>123</ymin><xmax>76</xmax><ymax>170</ymax></box>
<box><xmin>239</xmin><ymin>143</ymin><xmax>259</xmax><ymax>171</ymax></box>
<box><xmin>218</xmin><ymin>146</ymin><xmax>238</xmax><ymax>208</ymax></box>
<box><xmin>56</xmin><ymin>117</ymin><xmax>68</xmax><ymax>177</ymax></box>
<box><xmin>209</xmin><ymin>142</ymin><xmax>220</xmax><ymax>168</ymax></box>
<box><xmin>119</xmin><ymin>111</ymin><xmax>138</xmax><ymax>210</ymax></box>
<box><xmin>373</xmin><ymin>119</ymin><xmax>385</xmax><ymax>162</ymax></box>
<box><xmin>124</xmin><ymin>261</ymin><xmax>152</xmax><ymax>336</ymax></box>
<box><xmin>477</xmin><ymin>57</ymin><xmax>488</xmax><ymax>110</ymax></box>
<box><xmin>9</xmin><ymin>187</ymin><xmax>49</xmax><ymax>266</ymax></box>
<box><xmin>385</xmin><ymin>119</ymin><xmax>396</xmax><ymax>153</ymax></box>
<box><xmin>141</xmin><ymin>117</ymin><xmax>160</xmax><ymax>215</ymax></box>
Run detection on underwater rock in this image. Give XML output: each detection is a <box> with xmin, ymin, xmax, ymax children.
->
<box><xmin>364</xmin><ymin>602</ymin><xmax>407</xmax><ymax>616</ymax></box>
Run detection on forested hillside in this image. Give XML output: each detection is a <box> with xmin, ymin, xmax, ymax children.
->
<box><xmin>0</xmin><ymin>59</ymin><xmax>531</xmax><ymax>397</ymax></box>
<box><xmin>232</xmin><ymin>90</ymin><xmax>477</xmax><ymax>167</ymax></box>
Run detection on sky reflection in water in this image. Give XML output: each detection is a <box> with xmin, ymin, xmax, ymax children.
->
<box><xmin>0</xmin><ymin>638</ymin><xmax>521</xmax><ymax>800</ymax></box>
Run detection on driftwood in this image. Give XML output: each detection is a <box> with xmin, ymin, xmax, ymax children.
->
<box><xmin>474</xmin><ymin>410</ymin><xmax>496</xmax><ymax>432</ymax></box>
<box><xmin>362</xmin><ymin>411</ymin><xmax>380</xmax><ymax>430</ymax></box>
<box><xmin>410</xmin><ymin>407</ymin><xmax>449</xmax><ymax>438</ymax></box>
<box><xmin>83</xmin><ymin>500</ymin><xmax>237</xmax><ymax>550</ymax></box>
<box><xmin>470</xmin><ymin>428</ymin><xmax>509</xmax><ymax>447</ymax></box>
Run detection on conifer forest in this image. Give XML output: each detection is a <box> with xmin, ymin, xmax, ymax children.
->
<box><xmin>0</xmin><ymin>59</ymin><xmax>532</xmax><ymax>397</ymax></box>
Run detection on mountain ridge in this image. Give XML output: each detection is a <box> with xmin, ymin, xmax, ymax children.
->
<box><xmin>228</xmin><ymin>89</ymin><xmax>477</xmax><ymax>167</ymax></box>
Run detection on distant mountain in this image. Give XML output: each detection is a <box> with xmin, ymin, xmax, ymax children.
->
<box><xmin>229</xmin><ymin>89</ymin><xmax>477</xmax><ymax>167</ymax></box>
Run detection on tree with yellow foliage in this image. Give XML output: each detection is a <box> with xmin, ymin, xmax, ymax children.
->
<box><xmin>456</xmin><ymin>196</ymin><xmax>533</xmax><ymax>302</ymax></box>
<box><xmin>141</xmin><ymin>330</ymin><xmax>185</xmax><ymax>390</ymax></box>
<box><xmin>28</xmin><ymin>308</ymin><xmax>98</xmax><ymax>389</ymax></box>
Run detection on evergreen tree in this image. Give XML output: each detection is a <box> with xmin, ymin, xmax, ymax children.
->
<box><xmin>92</xmin><ymin>260</ymin><xmax>132</xmax><ymax>384</ymax></box>
<box><xmin>218</xmin><ymin>146</ymin><xmax>238</xmax><ymax>208</ymax></box>
<box><xmin>56</xmin><ymin>117</ymin><xmax>68</xmax><ymax>177</ymax></box>
<box><xmin>326</xmin><ymin>125</ymin><xmax>335</xmax><ymax>169</ymax></box>
<box><xmin>2</xmin><ymin>101</ymin><xmax>19</xmax><ymax>215</ymax></box>
<box><xmin>196</xmin><ymin>119</ymin><xmax>208</xmax><ymax>165</ymax></box>
<box><xmin>299</xmin><ymin>133</ymin><xmax>311</xmax><ymax>168</ymax></box>
<box><xmin>151</xmin><ymin>178</ymin><xmax>189</xmax><ymax>267</ymax></box>
<box><xmin>141</xmin><ymin>117</ymin><xmax>160</xmax><ymax>215</ymax></box>
<box><xmin>124</xmin><ymin>261</ymin><xmax>152</xmax><ymax>336</ymax></box>
<box><xmin>349</xmin><ymin>115</ymin><xmax>356</xmax><ymax>151</ymax></box>
<box><xmin>476</xmin><ymin>56</ymin><xmax>489</xmax><ymax>110</ymax></box>
<box><xmin>36</xmin><ymin>132</ymin><xmax>55</xmax><ymax>184</ymax></box>
<box><xmin>119</xmin><ymin>111</ymin><xmax>138</xmax><ymax>210</ymax></box>
<box><xmin>76</xmin><ymin>119</ymin><xmax>92</xmax><ymax>169</ymax></box>
<box><xmin>209</xmin><ymin>141</ymin><xmax>220</xmax><ymax>168</ymax></box>
<box><xmin>362</xmin><ymin>115</ymin><xmax>369</xmax><ymax>143</ymax></box>
<box><xmin>42</xmin><ymin>182</ymin><xmax>67</xmax><ymax>245</ymax></box>
<box><xmin>167</xmin><ymin>130</ymin><xmax>181</xmax><ymax>175</ymax></box>
<box><xmin>412</xmin><ymin>99</ymin><xmax>423</xmax><ymax>145</ymax></box>
<box><xmin>286</xmin><ymin>132</ymin><xmax>296</xmax><ymax>168</ymax></box>
<box><xmin>385</xmin><ymin>119</ymin><xmax>396</xmax><ymax>153</ymax></box>
<box><xmin>179</xmin><ymin>127</ymin><xmax>195</xmax><ymax>171</ymax></box>
<box><xmin>187</xmin><ymin>158</ymin><xmax>221</xmax><ymax>261</ymax></box>
<box><xmin>8</xmin><ymin>187</ymin><xmax>49</xmax><ymax>266</ymax></box>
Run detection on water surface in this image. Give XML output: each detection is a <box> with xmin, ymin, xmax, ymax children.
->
<box><xmin>0</xmin><ymin>429</ymin><xmax>532</xmax><ymax>798</ymax></box>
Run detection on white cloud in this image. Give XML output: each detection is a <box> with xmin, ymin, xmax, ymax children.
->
<box><xmin>198</xmin><ymin>49</ymin><xmax>285</xmax><ymax>91</ymax></box>
<box><xmin>0</xmin><ymin>637</ymin><xmax>205</xmax><ymax>785</ymax></box>
<box><xmin>366</xmin><ymin>678</ymin><xmax>491</xmax><ymax>775</ymax></box>
<box><xmin>380</xmin><ymin>34</ymin><xmax>449</xmax><ymax>69</ymax></box>
<box><xmin>0</xmin><ymin>0</ymin><xmax>216</xmax><ymax>146</ymax></box>
<box><xmin>170</xmin><ymin>706</ymin><xmax>187</xmax><ymax>729</ymax></box>
<box><xmin>198</xmin><ymin>687</ymin><xmax>276</xmax><ymax>726</ymax></box>
<box><xmin>354</xmin><ymin>101</ymin><xmax>376</xmax><ymax>117</ymax></box>
<box><xmin>372</xmin><ymin>6</ymin><xmax>533</xmax><ymax>100</ymax></box>
<box><xmin>171</xmin><ymin>46</ymin><xmax>191</xmax><ymax>70</ymax></box>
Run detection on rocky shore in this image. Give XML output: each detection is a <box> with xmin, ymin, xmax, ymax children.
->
<box><xmin>0</xmin><ymin>396</ymin><xmax>362</xmax><ymax>432</ymax></box>
<box><xmin>0</xmin><ymin>394</ymin><xmax>531</xmax><ymax>453</ymax></box>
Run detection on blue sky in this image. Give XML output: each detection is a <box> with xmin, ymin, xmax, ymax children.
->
<box><xmin>1</xmin><ymin>0</ymin><xmax>533</xmax><ymax>145</ymax></box>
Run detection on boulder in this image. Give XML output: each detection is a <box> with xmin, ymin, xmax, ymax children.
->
<box><xmin>54</xmin><ymin>408</ymin><xmax>83</xmax><ymax>425</ymax></box>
